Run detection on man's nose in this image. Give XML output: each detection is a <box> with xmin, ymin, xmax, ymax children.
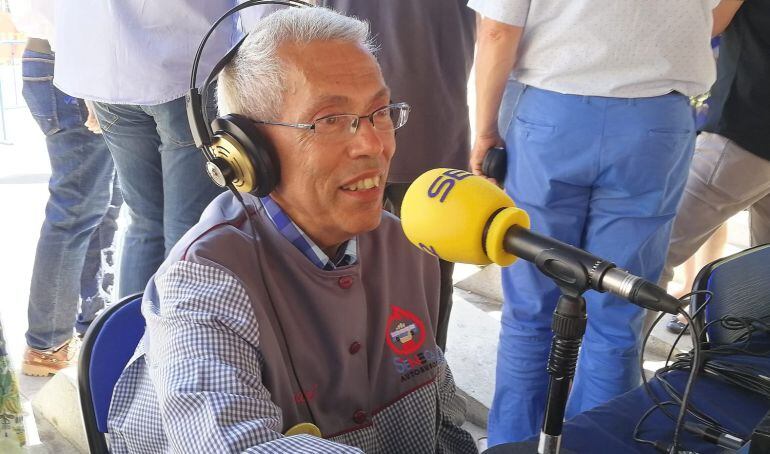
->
<box><xmin>348</xmin><ymin>117</ymin><xmax>386</xmax><ymax>157</ymax></box>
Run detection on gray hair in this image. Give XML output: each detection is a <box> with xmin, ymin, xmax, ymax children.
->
<box><xmin>217</xmin><ymin>7</ymin><xmax>374</xmax><ymax>120</ymax></box>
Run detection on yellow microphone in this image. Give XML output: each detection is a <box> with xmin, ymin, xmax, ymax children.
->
<box><xmin>401</xmin><ymin>168</ymin><xmax>681</xmax><ymax>314</ymax></box>
<box><xmin>400</xmin><ymin>168</ymin><xmax>530</xmax><ymax>267</ymax></box>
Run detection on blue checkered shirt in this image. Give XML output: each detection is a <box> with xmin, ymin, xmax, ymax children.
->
<box><xmin>259</xmin><ymin>196</ymin><xmax>357</xmax><ymax>270</ymax></box>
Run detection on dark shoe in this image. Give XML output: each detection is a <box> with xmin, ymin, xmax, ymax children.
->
<box><xmin>666</xmin><ymin>315</ymin><xmax>690</xmax><ymax>335</ymax></box>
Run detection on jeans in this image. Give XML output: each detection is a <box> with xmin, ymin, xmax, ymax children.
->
<box><xmin>23</xmin><ymin>49</ymin><xmax>121</xmax><ymax>350</ymax></box>
<box><xmin>76</xmin><ymin>181</ymin><xmax>123</xmax><ymax>333</ymax></box>
<box><xmin>93</xmin><ymin>97</ymin><xmax>223</xmax><ymax>297</ymax></box>
<box><xmin>489</xmin><ymin>86</ymin><xmax>695</xmax><ymax>445</ymax></box>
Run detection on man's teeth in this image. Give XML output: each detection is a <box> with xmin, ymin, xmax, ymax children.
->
<box><xmin>343</xmin><ymin>175</ymin><xmax>381</xmax><ymax>191</ymax></box>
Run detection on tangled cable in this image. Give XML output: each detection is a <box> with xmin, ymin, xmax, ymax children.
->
<box><xmin>634</xmin><ymin>291</ymin><xmax>770</xmax><ymax>453</ymax></box>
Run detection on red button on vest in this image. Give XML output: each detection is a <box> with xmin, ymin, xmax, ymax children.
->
<box><xmin>338</xmin><ymin>276</ymin><xmax>353</xmax><ymax>289</ymax></box>
<box><xmin>352</xmin><ymin>409</ymin><xmax>367</xmax><ymax>424</ymax></box>
<box><xmin>348</xmin><ymin>341</ymin><xmax>361</xmax><ymax>354</ymax></box>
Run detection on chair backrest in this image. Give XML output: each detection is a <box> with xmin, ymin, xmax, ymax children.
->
<box><xmin>78</xmin><ymin>293</ymin><xmax>145</xmax><ymax>454</ymax></box>
<box><xmin>691</xmin><ymin>244</ymin><xmax>770</xmax><ymax>344</ymax></box>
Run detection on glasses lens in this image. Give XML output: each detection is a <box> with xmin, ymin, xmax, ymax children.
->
<box><xmin>313</xmin><ymin>104</ymin><xmax>410</xmax><ymax>136</ymax></box>
<box><xmin>372</xmin><ymin>104</ymin><xmax>409</xmax><ymax>131</ymax></box>
<box><xmin>314</xmin><ymin>114</ymin><xmax>358</xmax><ymax>135</ymax></box>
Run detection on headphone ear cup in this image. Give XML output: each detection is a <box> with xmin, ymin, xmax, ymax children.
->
<box><xmin>209</xmin><ymin>115</ymin><xmax>280</xmax><ymax>196</ymax></box>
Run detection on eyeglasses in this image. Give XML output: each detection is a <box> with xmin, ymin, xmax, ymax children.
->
<box><xmin>252</xmin><ymin>102</ymin><xmax>410</xmax><ymax>137</ymax></box>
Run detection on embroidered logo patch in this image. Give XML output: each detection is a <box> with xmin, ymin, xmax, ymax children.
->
<box><xmin>385</xmin><ymin>305</ymin><xmax>426</xmax><ymax>356</ymax></box>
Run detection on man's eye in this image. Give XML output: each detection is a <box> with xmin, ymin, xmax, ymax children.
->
<box><xmin>320</xmin><ymin>116</ymin><xmax>340</xmax><ymax>125</ymax></box>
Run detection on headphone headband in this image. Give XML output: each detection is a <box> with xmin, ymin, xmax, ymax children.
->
<box><xmin>190</xmin><ymin>0</ymin><xmax>314</xmax><ymax>90</ymax></box>
<box><xmin>187</xmin><ymin>0</ymin><xmax>314</xmax><ymax>149</ymax></box>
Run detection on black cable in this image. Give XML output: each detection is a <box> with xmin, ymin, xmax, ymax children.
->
<box><xmin>669</xmin><ymin>308</ymin><xmax>702</xmax><ymax>453</ymax></box>
<box><xmin>640</xmin><ymin>312</ymin><xmax>676</xmax><ymax>423</ymax></box>
<box><xmin>664</xmin><ymin>291</ymin><xmax>712</xmax><ymax>367</ymax></box>
<box><xmin>636</xmin><ymin>291</ymin><xmax>714</xmax><ymax>452</ymax></box>
<box><xmin>665</xmin><ymin>349</ymin><xmax>770</xmax><ymax>398</ymax></box>
<box><xmin>653</xmin><ymin>368</ymin><xmax>719</xmax><ymax>427</ymax></box>
<box><xmin>633</xmin><ymin>402</ymin><xmax>681</xmax><ymax>453</ymax></box>
<box><xmin>639</xmin><ymin>292</ymin><xmax>713</xmax><ymax>429</ymax></box>
<box><xmin>637</xmin><ymin>307</ymin><xmax>770</xmax><ymax>452</ymax></box>
<box><xmin>657</xmin><ymin>293</ymin><xmax>722</xmax><ymax>429</ymax></box>
<box><xmin>651</xmin><ymin>310</ymin><xmax>770</xmax><ymax>448</ymax></box>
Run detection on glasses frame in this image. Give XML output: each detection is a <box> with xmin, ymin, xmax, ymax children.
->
<box><xmin>252</xmin><ymin>102</ymin><xmax>411</xmax><ymax>136</ymax></box>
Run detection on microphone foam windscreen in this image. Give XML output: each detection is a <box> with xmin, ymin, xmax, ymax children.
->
<box><xmin>401</xmin><ymin>168</ymin><xmax>528</xmax><ymax>265</ymax></box>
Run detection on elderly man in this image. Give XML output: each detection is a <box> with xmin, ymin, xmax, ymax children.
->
<box><xmin>106</xmin><ymin>8</ymin><xmax>477</xmax><ymax>454</ymax></box>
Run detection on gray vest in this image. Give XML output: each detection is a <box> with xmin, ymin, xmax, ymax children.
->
<box><xmin>161</xmin><ymin>193</ymin><xmax>443</xmax><ymax>437</ymax></box>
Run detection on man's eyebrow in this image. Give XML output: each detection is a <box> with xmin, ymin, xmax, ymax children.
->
<box><xmin>370</xmin><ymin>88</ymin><xmax>391</xmax><ymax>104</ymax></box>
<box><xmin>300</xmin><ymin>88</ymin><xmax>392</xmax><ymax>119</ymax></box>
<box><xmin>300</xmin><ymin>95</ymin><xmax>351</xmax><ymax>119</ymax></box>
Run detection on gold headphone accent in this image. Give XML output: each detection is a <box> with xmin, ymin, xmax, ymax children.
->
<box><xmin>210</xmin><ymin>133</ymin><xmax>257</xmax><ymax>193</ymax></box>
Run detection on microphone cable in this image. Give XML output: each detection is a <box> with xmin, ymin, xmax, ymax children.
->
<box><xmin>649</xmin><ymin>314</ymin><xmax>770</xmax><ymax>452</ymax></box>
<box><xmin>662</xmin><ymin>315</ymin><xmax>770</xmax><ymax>399</ymax></box>
<box><xmin>639</xmin><ymin>292</ymin><xmax>715</xmax><ymax>425</ymax></box>
<box><xmin>669</xmin><ymin>308</ymin><xmax>703</xmax><ymax>453</ymax></box>
<box><xmin>636</xmin><ymin>293</ymin><xmax>770</xmax><ymax>452</ymax></box>
<box><xmin>632</xmin><ymin>402</ymin><xmax>745</xmax><ymax>453</ymax></box>
<box><xmin>635</xmin><ymin>291</ymin><xmax>714</xmax><ymax>452</ymax></box>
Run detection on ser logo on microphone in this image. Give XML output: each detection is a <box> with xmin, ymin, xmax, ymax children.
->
<box><xmin>418</xmin><ymin>243</ymin><xmax>439</xmax><ymax>257</ymax></box>
<box><xmin>417</xmin><ymin>169</ymin><xmax>473</xmax><ymax>258</ymax></box>
<box><xmin>426</xmin><ymin>169</ymin><xmax>472</xmax><ymax>203</ymax></box>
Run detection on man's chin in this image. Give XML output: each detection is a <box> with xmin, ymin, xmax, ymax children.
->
<box><xmin>345</xmin><ymin>212</ymin><xmax>383</xmax><ymax>237</ymax></box>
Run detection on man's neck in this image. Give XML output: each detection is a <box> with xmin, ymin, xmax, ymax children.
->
<box><xmin>268</xmin><ymin>195</ymin><xmax>347</xmax><ymax>259</ymax></box>
<box><xmin>321</xmin><ymin>243</ymin><xmax>344</xmax><ymax>261</ymax></box>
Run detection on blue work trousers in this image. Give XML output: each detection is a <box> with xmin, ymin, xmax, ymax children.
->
<box><xmin>489</xmin><ymin>86</ymin><xmax>695</xmax><ymax>445</ymax></box>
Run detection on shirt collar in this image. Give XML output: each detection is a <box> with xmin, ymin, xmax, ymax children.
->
<box><xmin>259</xmin><ymin>195</ymin><xmax>357</xmax><ymax>270</ymax></box>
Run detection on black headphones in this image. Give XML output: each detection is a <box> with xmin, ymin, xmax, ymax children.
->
<box><xmin>186</xmin><ymin>0</ymin><xmax>314</xmax><ymax>197</ymax></box>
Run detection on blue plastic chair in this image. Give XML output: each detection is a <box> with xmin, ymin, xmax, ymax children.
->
<box><xmin>78</xmin><ymin>293</ymin><xmax>145</xmax><ymax>453</ymax></box>
<box><xmin>691</xmin><ymin>243</ymin><xmax>770</xmax><ymax>344</ymax></box>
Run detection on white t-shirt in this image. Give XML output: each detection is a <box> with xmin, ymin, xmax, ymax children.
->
<box><xmin>469</xmin><ymin>0</ymin><xmax>719</xmax><ymax>97</ymax></box>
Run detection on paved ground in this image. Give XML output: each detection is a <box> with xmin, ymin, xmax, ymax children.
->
<box><xmin>0</xmin><ymin>63</ymin><xmax>752</xmax><ymax>452</ymax></box>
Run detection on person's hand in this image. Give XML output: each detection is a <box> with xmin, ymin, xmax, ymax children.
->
<box><xmin>470</xmin><ymin>132</ymin><xmax>505</xmax><ymax>183</ymax></box>
<box><xmin>84</xmin><ymin>100</ymin><xmax>102</xmax><ymax>134</ymax></box>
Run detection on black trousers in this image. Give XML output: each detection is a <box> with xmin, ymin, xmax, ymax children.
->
<box><xmin>384</xmin><ymin>183</ymin><xmax>454</xmax><ymax>351</ymax></box>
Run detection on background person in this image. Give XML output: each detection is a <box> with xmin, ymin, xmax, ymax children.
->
<box><xmin>9</xmin><ymin>0</ymin><xmax>122</xmax><ymax>376</ymax></box>
<box><xmin>660</xmin><ymin>1</ymin><xmax>769</xmax><ymax>308</ymax></box>
<box><xmin>51</xmin><ymin>1</ymin><xmax>260</xmax><ymax>297</ymax></box>
<box><xmin>468</xmin><ymin>0</ymin><xmax>742</xmax><ymax>445</ymax></box>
